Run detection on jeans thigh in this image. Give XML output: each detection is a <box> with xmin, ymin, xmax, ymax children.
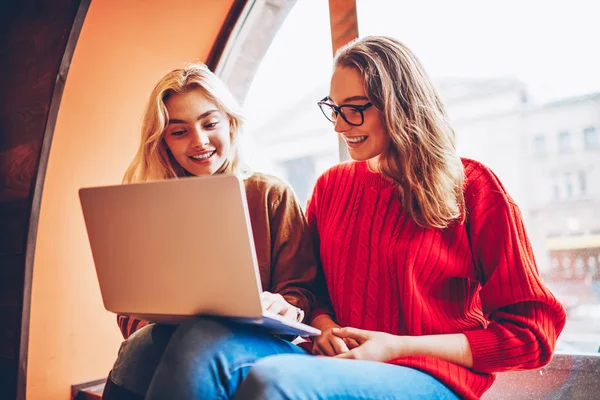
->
<box><xmin>145</xmin><ymin>317</ymin><xmax>308</xmax><ymax>400</ymax></box>
<box><xmin>236</xmin><ymin>354</ymin><xmax>460</xmax><ymax>400</ymax></box>
<box><xmin>110</xmin><ymin>324</ymin><xmax>176</xmax><ymax>395</ymax></box>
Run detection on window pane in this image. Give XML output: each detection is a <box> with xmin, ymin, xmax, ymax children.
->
<box><xmin>241</xmin><ymin>0</ymin><xmax>338</xmax><ymax>207</ymax></box>
<box><xmin>358</xmin><ymin>0</ymin><xmax>600</xmax><ymax>354</ymax></box>
<box><xmin>579</xmin><ymin>171</ymin><xmax>587</xmax><ymax>196</ymax></box>
<box><xmin>584</xmin><ymin>126</ymin><xmax>598</xmax><ymax>149</ymax></box>
<box><xmin>534</xmin><ymin>135</ymin><xmax>547</xmax><ymax>157</ymax></box>
<box><xmin>558</xmin><ymin>131</ymin><xmax>571</xmax><ymax>154</ymax></box>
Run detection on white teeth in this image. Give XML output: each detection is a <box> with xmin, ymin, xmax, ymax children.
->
<box><xmin>346</xmin><ymin>136</ymin><xmax>367</xmax><ymax>143</ymax></box>
<box><xmin>190</xmin><ymin>152</ymin><xmax>214</xmax><ymax>160</ymax></box>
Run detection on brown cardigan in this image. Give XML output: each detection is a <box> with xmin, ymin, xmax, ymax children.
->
<box><xmin>117</xmin><ymin>172</ymin><xmax>318</xmax><ymax>339</ymax></box>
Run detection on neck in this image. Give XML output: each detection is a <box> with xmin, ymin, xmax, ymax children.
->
<box><xmin>367</xmin><ymin>157</ymin><xmax>380</xmax><ymax>173</ymax></box>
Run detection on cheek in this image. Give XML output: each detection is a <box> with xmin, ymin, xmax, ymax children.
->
<box><xmin>215</xmin><ymin>129</ymin><xmax>232</xmax><ymax>152</ymax></box>
<box><xmin>366</xmin><ymin>120</ymin><xmax>388</xmax><ymax>145</ymax></box>
<box><xmin>164</xmin><ymin>138</ymin><xmax>186</xmax><ymax>158</ymax></box>
<box><xmin>377</xmin><ymin>121</ymin><xmax>389</xmax><ymax>143</ymax></box>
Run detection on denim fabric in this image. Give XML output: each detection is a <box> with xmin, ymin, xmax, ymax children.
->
<box><xmin>101</xmin><ymin>375</ymin><xmax>143</xmax><ymax>400</ymax></box>
<box><xmin>109</xmin><ymin>323</ymin><xmax>176</xmax><ymax>396</ymax></box>
<box><xmin>111</xmin><ymin>318</ymin><xmax>457</xmax><ymax>400</ymax></box>
<box><xmin>235</xmin><ymin>354</ymin><xmax>460</xmax><ymax>400</ymax></box>
<box><xmin>141</xmin><ymin>317</ymin><xmax>307</xmax><ymax>399</ymax></box>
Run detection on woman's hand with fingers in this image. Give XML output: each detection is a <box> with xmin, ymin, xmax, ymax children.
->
<box><xmin>312</xmin><ymin>325</ymin><xmax>348</xmax><ymax>356</ymax></box>
<box><xmin>332</xmin><ymin>327</ymin><xmax>404</xmax><ymax>362</ymax></box>
<box><xmin>260</xmin><ymin>291</ymin><xmax>300</xmax><ymax>322</ymax></box>
<box><xmin>310</xmin><ymin>315</ymin><xmax>359</xmax><ymax>356</ymax></box>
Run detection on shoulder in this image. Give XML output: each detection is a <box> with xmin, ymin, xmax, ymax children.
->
<box><xmin>245</xmin><ymin>172</ymin><xmax>290</xmax><ymax>192</ymax></box>
<box><xmin>313</xmin><ymin>161</ymin><xmax>356</xmax><ymax>192</ymax></box>
<box><xmin>244</xmin><ymin>172</ymin><xmax>296</xmax><ymax>207</ymax></box>
<box><xmin>321</xmin><ymin>161</ymin><xmax>355</xmax><ymax>179</ymax></box>
<box><xmin>461</xmin><ymin>157</ymin><xmax>517</xmax><ymax>220</ymax></box>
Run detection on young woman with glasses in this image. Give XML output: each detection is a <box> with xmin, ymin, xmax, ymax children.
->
<box><xmin>229</xmin><ymin>36</ymin><xmax>567</xmax><ymax>400</ymax></box>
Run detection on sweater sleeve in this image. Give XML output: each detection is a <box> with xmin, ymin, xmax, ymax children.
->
<box><xmin>267</xmin><ymin>184</ymin><xmax>318</xmax><ymax>321</ymax></box>
<box><xmin>463</xmin><ymin>172</ymin><xmax>566</xmax><ymax>373</ymax></box>
<box><xmin>116</xmin><ymin>314</ymin><xmax>149</xmax><ymax>339</ymax></box>
<box><xmin>305</xmin><ymin>176</ymin><xmax>337</xmax><ymax>323</ymax></box>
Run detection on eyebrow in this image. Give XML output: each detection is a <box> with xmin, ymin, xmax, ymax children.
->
<box><xmin>327</xmin><ymin>95</ymin><xmax>370</xmax><ymax>105</ymax></box>
<box><xmin>168</xmin><ymin>109</ymin><xmax>218</xmax><ymax>124</ymax></box>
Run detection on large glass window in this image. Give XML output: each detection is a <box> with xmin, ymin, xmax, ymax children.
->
<box><xmin>357</xmin><ymin>0</ymin><xmax>600</xmax><ymax>354</ymax></box>
<box><xmin>241</xmin><ymin>0</ymin><xmax>337</xmax><ymax>207</ymax></box>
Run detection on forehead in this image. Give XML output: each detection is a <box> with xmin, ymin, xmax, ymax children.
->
<box><xmin>164</xmin><ymin>87</ymin><xmax>218</xmax><ymax>116</ymax></box>
<box><xmin>329</xmin><ymin>66</ymin><xmax>366</xmax><ymax>103</ymax></box>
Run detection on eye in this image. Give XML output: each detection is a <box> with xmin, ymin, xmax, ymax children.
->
<box><xmin>171</xmin><ymin>130</ymin><xmax>186</xmax><ymax>136</ymax></box>
<box><xmin>326</xmin><ymin>105</ymin><xmax>338</xmax><ymax>116</ymax></box>
<box><xmin>347</xmin><ymin>107</ymin><xmax>360</xmax><ymax>115</ymax></box>
<box><xmin>204</xmin><ymin>121</ymin><xmax>219</xmax><ymax>129</ymax></box>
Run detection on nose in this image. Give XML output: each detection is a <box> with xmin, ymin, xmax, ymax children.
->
<box><xmin>191</xmin><ymin>128</ymin><xmax>210</xmax><ymax>147</ymax></box>
<box><xmin>333</xmin><ymin>115</ymin><xmax>350</xmax><ymax>134</ymax></box>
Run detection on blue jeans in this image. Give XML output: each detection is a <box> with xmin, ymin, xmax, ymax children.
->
<box><xmin>109</xmin><ymin>323</ymin><xmax>176</xmax><ymax>396</ymax></box>
<box><xmin>112</xmin><ymin>317</ymin><xmax>458</xmax><ymax>399</ymax></box>
<box><xmin>235</xmin><ymin>354</ymin><xmax>459</xmax><ymax>400</ymax></box>
<box><xmin>112</xmin><ymin>316</ymin><xmax>307</xmax><ymax>399</ymax></box>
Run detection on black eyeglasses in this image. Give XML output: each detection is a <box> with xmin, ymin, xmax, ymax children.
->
<box><xmin>317</xmin><ymin>97</ymin><xmax>374</xmax><ymax>127</ymax></box>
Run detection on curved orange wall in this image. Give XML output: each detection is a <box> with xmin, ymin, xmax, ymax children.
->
<box><xmin>27</xmin><ymin>1</ymin><xmax>233</xmax><ymax>398</ymax></box>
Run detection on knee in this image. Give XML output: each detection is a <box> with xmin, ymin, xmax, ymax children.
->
<box><xmin>147</xmin><ymin>318</ymin><xmax>260</xmax><ymax>399</ymax></box>
<box><xmin>110</xmin><ymin>324</ymin><xmax>175</xmax><ymax>394</ymax></box>
<box><xmin>178</xmin><ymin>315</ymin><xmax>232</xmax><ymax>333</ymax></box>
<box><xmin>236</xmin><ymin>355</ymin><xmax>304</xmax><ymax>399</ymax></box>
<box><xmin>166</xmin><ymin>316</ymin><xmax>235</xmax><ymax>350</ymax></box>
<box><xmin>156</xmin><ymin>317</ymin><xmax>248</xmax><ymax>375</ymax></box>
<box><xmin>114</xmin><ymin>324</ymin><xmax>174</xmax><ymax>369</ymax></box>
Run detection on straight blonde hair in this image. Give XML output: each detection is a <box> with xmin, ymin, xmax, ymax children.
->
<box><xmin>124</xmin><ymin>63</ymin><xmax>248</xmax><ymax>183</ymax></box>
<box><xmin>334</xmin><ymin>36</ymin><xmax>465</xmax><ymax>228</ymax></box>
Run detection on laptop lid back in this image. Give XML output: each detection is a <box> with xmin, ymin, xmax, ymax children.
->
<box><xmin>78</xmin><ymin>174</ymin><xmax>264</xmax><ymax>319</ymax></box>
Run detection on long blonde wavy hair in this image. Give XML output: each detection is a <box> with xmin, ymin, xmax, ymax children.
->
<box><xmin>123</xmin><ymin>63</ymin><xmax>247</xmax><ymax>183</ymax></box>
<box><xmin>334</xmin><ymin>36</ymin><xmax>465</xmax><ymax>229</ymax></box>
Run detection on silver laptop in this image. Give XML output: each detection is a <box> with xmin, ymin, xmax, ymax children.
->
<box><xmin>78</xmin><ymin>174</ymin><xmax>320</xmax><ymax>337</ymax></box>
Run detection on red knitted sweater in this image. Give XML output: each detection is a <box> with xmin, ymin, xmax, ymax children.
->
<box><xmin>306</xmin><ymin>158</ymin><xmax>566</xmax><ymax>399</ymax></box>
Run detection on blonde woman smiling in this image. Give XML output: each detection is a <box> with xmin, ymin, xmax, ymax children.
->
<box><xmin>103</xmin><ymin>63</ymin><xmax>317</xmax><ymax>400</ymax></box>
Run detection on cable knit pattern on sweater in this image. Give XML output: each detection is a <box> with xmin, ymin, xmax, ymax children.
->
<box><xmin>306</xmin><ymin>158</ymin><xmax>566</xmax><ymax>400</ymax></box>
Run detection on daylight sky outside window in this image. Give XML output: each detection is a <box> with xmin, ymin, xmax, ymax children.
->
<box><xmin>356</xmin><ymin>0</ymin><xmax>600</xmax><ymax>101</ymax></box>
<box><xmin>243</xmin><ymin>0</ymin><xmax>332</xmax><ymax>122</ymax></box>
<box><xmin>245</xmin><ymin>0</ymin><xmax>600</xmax><ymax>128</ymax></box>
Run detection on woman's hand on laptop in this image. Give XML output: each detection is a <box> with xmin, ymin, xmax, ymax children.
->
<box><xmin>260</xmin><ymin>291</ymin><xmax>301</xmax><ymax>322</ymax></box>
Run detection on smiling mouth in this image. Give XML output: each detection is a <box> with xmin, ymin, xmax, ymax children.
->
<box><xmin>189</xmin><ymin>151</ymin><xmax>216</xmax><ymax>161</ymax></box>
<box><xmin>345</xmin><ymin>136</ymin><xmax>368</xmax><ymax>143</ymax></box>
